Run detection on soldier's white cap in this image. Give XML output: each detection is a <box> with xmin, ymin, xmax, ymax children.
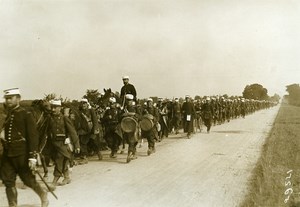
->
<box><xmin>174</xmin><ymin>98</ymin><xmax>179</xmax><ymax>102</ymax></box>
<box><xmin>125</xmin><ymin>94</ymin><xmax>134</xmax><ymax>100</ymax></box>
<box><xmin>80</xmin><ymin>98</ymin><xmax>89</xmax><ymax>103</ymax></box>
<box><xmin>4</xmin><ymin>88</ymin><xmax>21</xmax><ymax>97</ymax></box>
<box><xmin>185</xmin><ymin>95</ymin><xmax>190</xmax><ymax>98</ymax></box>
<box><xmin>206</xmin><ymin>97</ymin><xmax>211</xmax><ymax>101</ymax></box>
<box><xmin>147</xmin><ymin>98</ymin><xmax>153</xmax><ymax>102</ymax></box>
<box><xmin>122</xmin><ymin>75</ymin><xmax>129</xmax><ymax>80</ymax></box>
<box><xmin>49</xmin><ymin>99</ymin><xmax>62</xmax><ymax>106</ymax></box>
<box><xmin>109</xmin><ymin>97</ymin><xmax>116</xmax><ymax>103</ymax></box>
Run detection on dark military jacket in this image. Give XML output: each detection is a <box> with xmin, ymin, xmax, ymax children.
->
<box><xmin>120</xmin><ymin>83</ymin><xmax>137</xmax><ymax>101</ymax></box>
<box><xmin>143</xmin><ymin>106</ymin><xmax>159</xmax><ymax>123</ymax></box>
<box><xmin>78</xmin><ymin>108</ymin><xmax>99</xmax><ymax>135</ymax></box>
<box><xmin>181</xmin><ymin>101</ymin><xmax>196</xmax><ymax>117</ymax></box>
<box><xmin>48</xmin><ymin>113</ymin><xmax>80</xmax><ymax>158</ymax></box>
<box><xmin>2</xmin><ymin>106</ymin><xmax>39</xmax><ymax>158</ymax></box>
<box><xmin>103</xmin><ymin>107</ymin><xmax>122</xmax><ymax>128</ymax></box>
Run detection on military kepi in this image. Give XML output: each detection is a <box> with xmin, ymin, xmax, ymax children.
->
<box><xmin>3</xmin><ymin>88</ymin><xmax>20</xmax><ymax>97</ymax></box>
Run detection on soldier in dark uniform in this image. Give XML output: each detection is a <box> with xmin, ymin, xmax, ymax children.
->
<box><xmin>48</xmin><ymin>100</ymin><xmax>80</xmax><ymax>187</ymax></box>
<box><xmin>142</xmin><ymin>98</ymin><xmax>159</xmax><ymax>156</ymax></box>
<box><xmin>121</xmin><ymin>94</ymin><xmax>140</xmax><ymax>163</ymax></box>
<box><xmin>172</xmin><ymin>98</ymin><xmax>181</xmax><ymax>134</ymax></box>
<box><xmin>120</xmin><ymin>76</ymin><xmax>137</xmax><ymax>105</ymax></box>
<box><xmin>157</xmin><ymin>99</ymin><xmax>169</xmax><ymax>141</ymax></box>
<box><xmin>181</xmin><ymin>95</ymin><xmax>195</xmax><ymax>138</ymax></box>
<box><xmin>0</xmin><ymin>88</ymin><xmax>49</xmax><ymax>207</ymax></box>
<box><xmin>102</xmin><ymin>97</ymin><xmax>123</xmax><ymax>158</ymax></box>
<box><xmin>194</xmin><ymin>99</ymin><xmax>202</xmax><ymax>132</ymax></box>
<box><xmin>201</xmin><ymin>97</ymin><xmax>214</xmax><ymax>133</ymax></box>
<box><xmin>77</xmin><ymin>98</ymin><xmax>101</xmax><ymax>164</ymax></box>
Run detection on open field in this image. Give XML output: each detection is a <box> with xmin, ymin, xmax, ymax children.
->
<box><xmin>241</xmin><ymin>103</ymin><xmax>300</xmax><ymax>207</ymax></box>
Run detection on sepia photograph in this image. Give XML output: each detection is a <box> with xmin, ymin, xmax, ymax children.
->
<box><xmin>0</xmin><ymin>0</ymin><xmax>300</xmax><ymax>206</ymax></box>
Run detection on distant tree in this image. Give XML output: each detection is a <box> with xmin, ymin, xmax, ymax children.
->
<box><xmin>44</xmin><ymin>93</ymin><xmax>58</xmax><ymax>101</ymax></box>
<box><xmin>194</xmin><ymin>95</ymin><xmax>201</xmax><ymax>100</ymax></box>
<box><xmin>222</xmin><ymin>94</ymin><xmax>229</xmax><ymax>99</ymax></box>
<box><xmin>286</xmin><ymin>84</ymin><xmax>300</xmax><ymax>106</ymax></box>
<box><xmin>269</xmin><ymin>93</ymin><xmax>281</xmax><ymax>103</ymax></box>
<box><xmin>83</xmin><ymin>89</ymin><xmax>101</xmax><ymax>105</ymax></box>
<box><xmin>242</xmin><ymin>84</ymin><xmax>269</xmax><ymax>100</ymax></box>
<box><xmin>150</xmin><ymin>96</ymin><xmax>158</xmax><ymax>103</ymax></box>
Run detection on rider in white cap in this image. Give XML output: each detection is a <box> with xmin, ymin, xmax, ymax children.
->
<box><xmin>120</xmin><ymin>75</ymin><xmax>137</xmax><ymax>106</ymax></box>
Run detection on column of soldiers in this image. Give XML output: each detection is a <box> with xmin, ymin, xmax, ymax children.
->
<box><xmin>0</xmin><ymin>82</ymin><xmax>277</xmax><ymax>207</ymax></box>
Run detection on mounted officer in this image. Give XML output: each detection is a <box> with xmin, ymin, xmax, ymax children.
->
<box><xmin>120</xmin><ymin>76</ymin><xmax>137</xmax><ymax>106</ymax></box>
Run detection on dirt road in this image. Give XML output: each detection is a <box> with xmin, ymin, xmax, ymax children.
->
<box><xmin>0</xmin><ymin>106</ymin><xmax>279</xmax><ymax>207</ymax></box>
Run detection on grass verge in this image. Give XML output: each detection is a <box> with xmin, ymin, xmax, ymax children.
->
<box><xmin>241</xmin><ymin>103</ymin><xmax>300</xmax><ymax>207</ymax></box>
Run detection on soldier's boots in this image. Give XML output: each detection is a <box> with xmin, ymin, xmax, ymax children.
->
<box><xmin>97</xmin><ymin>151</ymin><xmax>103</xmax><ymax>160</ymax></box>
<box><xmin>110</xmin><ymin>152</ymin><xmax>117</xmax><ymax>158</ymax></box>
<box><xmin>52</xmin><ymin>176</ymin><xmax>60</xmax><ymax>186</ymax></box>
<box><xmin>60</xmin><ymin>171</ymin><xmax>71</xmax><ymax>186</ymax></box>
<box><xmin>127</xmin><ymin>151</ymin><xmax>138</xmax><ymax>163</ymax></box>
<box><xmin>32</xmin><ymin>183</ymin><xmax>49</xmax><ymax>207</ymax></box>
<box><xmin>49</xmin><ymin>176</ymin><xmax>60</xmax><ymax>191</ymax></box>
<box><xmin>78</xmin><ymin>156</ymin><xmax>88</xmax><ymax>165</ymax></box>
<box><xmin>147</xmin><ymin>147</ymin><xmax>155</xmax><ymax>156</ymax></box>
<box><xmin>126</xmin><ymin>152</ymin><xmax>133</xmax><ymax>163</ymax></box>
<box><xmin>132</xmin><ymin>152</ymin><xmax>138</xmax><ymax>160</ymax></box>
<box><xmin>6</xmin><ymin>187</ymin><xmax>17</xmax><ymax>207</ymax></box>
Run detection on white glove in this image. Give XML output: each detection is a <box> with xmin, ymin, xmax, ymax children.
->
<box><xmin>28</xmin><ymin>158</ymin><xmax>37</xmax><ymax>171</ymax></box>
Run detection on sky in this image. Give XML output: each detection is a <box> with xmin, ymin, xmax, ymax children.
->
<box><xmin>0</xmin><ymin>0</ymin><xmax>299</xmax><ymax>100</ymax></box>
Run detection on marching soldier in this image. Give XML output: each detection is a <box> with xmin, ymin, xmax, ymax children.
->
<box><xmin>121</xmin><ymin>94</ymin><xmax>140</xmax><ymax>163</ymax></box>
<box><xmin>102</xmin><ymin>97</ymin><xmax>123</xmax><ymax>158</ymax></box>
<box><xmin>181</xmin><ymin>95</ymin><xmax>195</xmax><ymax>138</ymax></box>
<box><xmin>77</xmin><ymin>98</ymin><xmax>101</xmax><ymax>164</ymax></box>
<box><xmin>172</xmin><ymin>98</ymin><xmax>181</xmax><ymax>134</ymax></box>
<box><xmin>158</xmin><ymin>99</ymin><xmax>169</xmax><ymax>141</ymax></box>
<box><xmin>201</xmin><ymin>97</ymin><xmax>214</xmax><ymax>133</ymax></box>
<box><xmin>194</xmin><ymin>99</ymin><xmax>202</xmax><ymax>132</ymax></box>
<box><xmin>49</xmin><ymin>100</ymin><xmax>80</xmax><ymax>187</ymax></box>
<box><xmin>141</xmin><ymin>98</ymin><xmax>159</xmax><ymax>156</ymax></box>
<box><xmin>0</xmin><ymin>88</ymin><xmax>49</xmax><ymax>207</ymax></box>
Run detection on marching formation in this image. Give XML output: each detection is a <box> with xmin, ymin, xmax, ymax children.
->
<box><xmin>0</xmin><ymin>76</ymin><xmax>277</xmax><ymax>207</ymax></box>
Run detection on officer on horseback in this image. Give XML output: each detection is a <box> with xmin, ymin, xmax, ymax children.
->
<box><xmin>120</xmin><ymin>76</ymin><xmax>137</xmax><ymax>105</ymax></box>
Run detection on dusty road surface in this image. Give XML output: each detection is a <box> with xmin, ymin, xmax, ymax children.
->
<box><xmin>0</xmin><ymin>106</ymin><xmax>279</xmax><ymax>207</ymax></box>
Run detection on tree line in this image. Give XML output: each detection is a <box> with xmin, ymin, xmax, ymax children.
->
<box><xmin>286</xmin><ymin>83</ymin><xmax>300</xmax><ymax>106</ymax></box>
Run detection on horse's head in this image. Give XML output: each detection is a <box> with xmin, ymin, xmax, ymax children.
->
<box><xmin>98</xmin><ymin>88</ymin><xmax>121</xmax><ymax>108</ymax></box>
<box><xmin>31</xmin><ymin>99</ymin><xmax>51</xmax><ymax>113</ymax></box>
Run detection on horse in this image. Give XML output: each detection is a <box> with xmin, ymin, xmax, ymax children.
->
<box><xmin>30</xmin><ymin>99</ymin><xmax>53</xmax><ymax>179</ymax></box>
<box><xmin>97</xmin><ymin>88</ymin><xmax>121</xmax><ymax>109</ymax></box>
